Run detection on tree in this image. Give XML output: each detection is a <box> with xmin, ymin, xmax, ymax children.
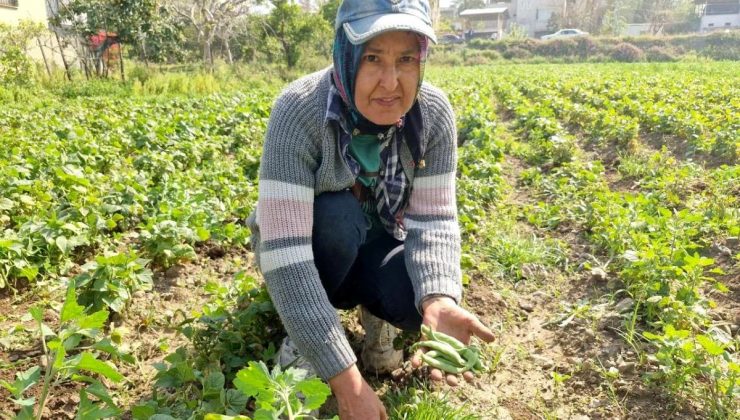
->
<box><xmin>168</xmin><ymin>0</ymin><xmax>255</xmax><ymax>67</ymax></box>
<box><xmin>52</xmin><ymin>0</ymin><xmax>162</xmax><ymax>78</ymax></box>
<box><xmin>257</xmin><ymin>0</ymin><xmax>331</xmax><ymax>68</ymax></box>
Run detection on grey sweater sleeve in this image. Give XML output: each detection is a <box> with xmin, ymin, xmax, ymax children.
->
<box><xmin>404</xmin><ymin>85</ymin><xmax>463</xmax><ymax>311</ymax></box>
<box><xmin>255</xmin><ymin>82</ymin><xmax>356</xmax><ymax>380</ymax></box>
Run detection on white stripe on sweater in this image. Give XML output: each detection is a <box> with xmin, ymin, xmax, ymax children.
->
<box><xmin>413</xmin><ymin>172</ymin><xmax>456</xmax><ymax>189</ymax></box>
<box><xmin>259</xmin><ymin>180</ymin><xmax>314</xmax><ymax>201</ymax></box>
<box><xmin>404</xmin><ymin>218</ymin><xmax>459</xmax><ymax>232</ymax></box>
<box><xmin>260</xmin><ymin>245</ymin><xmax>314</xmax><ymax>273</ymax></box>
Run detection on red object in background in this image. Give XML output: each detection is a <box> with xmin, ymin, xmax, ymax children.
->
<box><xmin>89</xmin><ymin>30</ymin><xmax>120</xmax><ymax>60</ymax></box>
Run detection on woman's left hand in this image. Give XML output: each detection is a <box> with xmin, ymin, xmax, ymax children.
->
<box><xmin>411</xmin><ymin>296</ymin><xmax>496</xmax><ymax>386</ymax></box>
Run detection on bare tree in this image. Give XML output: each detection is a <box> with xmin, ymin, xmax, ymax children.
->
<box><xmin>169</xmin><ymin>0</ymin><xmax>254</xmax><ymax>67</ymax></box>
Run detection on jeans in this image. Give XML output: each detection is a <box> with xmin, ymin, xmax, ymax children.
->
<box><xmin>312</xmin><ymin>190</ymin><xmax>423</xmax><ymax>331</ymax></box>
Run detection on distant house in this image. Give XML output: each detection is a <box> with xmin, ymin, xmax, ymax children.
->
<box><xmin>456</xmin><ymin>0</ymin><xmax>568</xmax><ymax>39</ymax></box>
<box><xmin>697</xmin><ymin>0</ymin><xmax>740</xmax><ymax>31</ymax></box>
<box><xmin>0</xmin><ymin>0</ymin><xmax>49</xmax><ymax>25</ymax></box>
<box><xmin>509</xmin><ymin>0</ymin><xmax>566</xmax><ymax>38</ymax></box>
<box><xmin>0</xmin><ymin>0</ymin><xmax>64</xmax><ymax>66</ymax></box>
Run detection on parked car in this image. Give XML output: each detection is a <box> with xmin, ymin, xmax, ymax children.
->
<box><xmin>439</xmin><ymin>34</ymin><xmax>464</xmax><ymax>44</ymax></box>
<box><xmin>541</xmin><ymin>29</ymin><xmax>589</xmax><ymax>40</ymax></box>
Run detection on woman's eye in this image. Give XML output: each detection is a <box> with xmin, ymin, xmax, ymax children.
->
<box><xmin>363</xmin><ymin>55</ymin><xmax>379</xmax><ymax>63</ymax></box>
<box><xmin>400</xmin><ymin>56</ymin><xmax>417</xmax><ymax>64</ymax></box>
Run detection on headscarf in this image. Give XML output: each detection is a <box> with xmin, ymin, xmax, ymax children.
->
<box><xmin>331</xmin><ymin>28</ymin><xmax>430</xmax><ymax>130</ymax></box>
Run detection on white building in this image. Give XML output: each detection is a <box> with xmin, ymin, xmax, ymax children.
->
<box><xmin>508</xmin><ymin>0</ymin><xmax>566</xmax><ymax>37</ymax></box>
<box><xmin>457</xmin><ymin>0</ymin><xmax>569</xmax><ymax>38</ymax></box>
<box><xmin>698</xmin><ymin>0</ymin><xmax>740</xmax><ymax>31</ymax></box>
<box><xmin>0</xmin><ymin>0</ymin><xmax>65</xmax><ymax>66</ymax></box>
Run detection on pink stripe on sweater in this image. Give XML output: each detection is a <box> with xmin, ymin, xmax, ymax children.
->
<box><xmin>258</xmin><ymin>199</ymin><xmax>313</xmax><ymax>241</ymax></box>
<box><xmin>407</xmin><ymin>187</ymin><xmax>456</xmax><ymax>217</ymax></box>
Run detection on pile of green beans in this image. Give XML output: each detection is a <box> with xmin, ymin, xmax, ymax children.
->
<box><xmin>412</xmin><ymin>325</ymin><xmax>483</xmax><ymax>374</ymax></box>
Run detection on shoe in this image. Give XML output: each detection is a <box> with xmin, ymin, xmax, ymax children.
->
<box><xmin>359</xmin><ymin>306</ymin><xmax>403</xmax><ymax>375</ymax></box>
<box><xmin>278</xmin><ymin>336</ymin><xmax>317</xmax><ymax>376</ymax></box>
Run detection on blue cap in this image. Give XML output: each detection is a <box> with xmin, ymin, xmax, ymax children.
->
<box><xmin>336</xmin><ymin>0</ymin><xmax>437</xmax><ymax>45</ymax></box>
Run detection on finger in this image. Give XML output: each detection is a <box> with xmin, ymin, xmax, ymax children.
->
<box><xmin>471</xmin><ymin>317</ymin><xmax>496</xmax><ymax>342</ymax></box>
<box><xmin>445</xmin><ymin>373</ymin><xmax>459</xmax><ymax>386</ymax></box>
<box><xmin>463</xmin><ymin>371</ymin><xmax>475</xmax><ymax>383</ymax></box>
<box><xmin>379</xmin><ymin>403</ymin><xmax>388</xmax><ymax>420</ymax></box>
<box><xmin>412</xmin><ymin>349</ymin><xmax>423</xmax><ymax>368</ymax></box>
<box><xmin>429</xmin><ymin>368</ymin><xmax>445</xmax><ymax>382</ymax></box>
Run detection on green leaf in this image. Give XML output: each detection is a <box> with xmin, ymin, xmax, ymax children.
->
<box><xmin>1</xmin><ymin>366</ymin><xmax>40</xmax><ymax>398</ymax></box>
<box><xmin>56</xmin><ymin>236</ymin><xmax>72</xmax><ymax>254</ymax></box>
<box><xmin>60</xmin><ymin>286</ymin><xmax>84</xmax><ymax>323</ymax></box>
<box><xmin>131</xmin><ymin>404</ymin><xmax>156</xmax><ymax>420</ymax></box>
<box><xmin>78</xmin><ymin>310</ymin><xmax>109</xmax><ymax>330</ymax></box>
<box><xmin>233</xmin><ymin>361</ymin><xmax>275</xmax><ymax>405</ymax></box>
<box><xmin>254</xmin><ymin>409</ymin><xmax>280</xmax><ymax>420</ymax></box>
<box><xmin>295</xmin><ymin>377</ymin><xmax>332</xmax><ymax>410</ymax></box>
<box><xmin>202</xmin><ymin>371</ymin><xmax>225</xmax><ymax>398</ymax></box>
<box><xmin>224</xmin><ymin>389</ymin><xmax>249</xmax><ymax>413</ymax></box>
<box><xmin>196</xmin><ymin>227</ymin><xmax>211</xmax><ymax>241</ymax></box>
<box><xmin>75</xmin><ymin>353</ymin><xmax>123</xmax><ymax>383</ymax></box>
<box><xmin>0</xmin><ymin>197</ymin><xmax>14</xmax><ymax>210</ymax></box>
<box><xmin>29</xmin><ymin>306</ymin><xmax>44</xmax><ymax>323</ymax></box>
<box><xmin>76</xmin><ymin>387</ymin><xmax>120</xmax><ymax>420</ymax></box>
<box><xmin>204</xmin><ymin>415</ymin><xmax>250</xmax><ymax>420</ymax></box>
<box><xmin>696</xmin><ymin>334</ymin><xmax>724</xmax><ymax>356</ymax></box>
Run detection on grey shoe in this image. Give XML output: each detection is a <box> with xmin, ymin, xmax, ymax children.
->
<box><xmin>278</xmin><ymin>336</ymin><xmax>316</xmax><ymax>376</ymax></box>
<box><xmin>359</xmin><ymin>306</ymin><xmax>403</xmax><ymax>375</ymax></box>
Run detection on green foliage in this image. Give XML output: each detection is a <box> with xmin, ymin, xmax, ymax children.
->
<box><xmin>0</xmin><ymin>285</ymin><xmax>131</xmax><ymax>419</ymax></box>
<box><xmin>74</xmin><ymin>251</ymin><xmax>153</xmax><ymax>313</ymax></box>
<box><xmin>256</xmin><ymin>0</ymin><xmax>332</xmax><ymax>69</ymax></box>
<box><xmin>231</xmin><ymin>361</ymin><xmax>334</xmax><ymax>420</ymax></box>
<box><xmin>0</xmin><ymin>48</ymin><xmax>35</xmax><ymax>87</ymax></box>
<box><xmin>385</xmin><ymin>386</ymin><xmax>481</xmax><ymax>420</ymax></box>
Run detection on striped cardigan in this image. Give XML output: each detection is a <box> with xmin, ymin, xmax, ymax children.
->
<box><xmin>247</xmin><ymin>68</ymin><xmax>462</xmax><ymax>380</ymax></box>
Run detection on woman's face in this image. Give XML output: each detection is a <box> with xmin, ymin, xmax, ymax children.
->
<box><xmin>354</xmin><ymin>31</ymin><xmax>421</xmax><ymax>126</ymax></box>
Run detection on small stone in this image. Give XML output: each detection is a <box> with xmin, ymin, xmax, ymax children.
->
<box><xmin>160</xmin><ymin>292</ymin><xmax>174</xmax><ymax>301</ymax></box>
<box><xmin>569</xmin><ymin>357</ymin><xmax>584</xmax><ymax>365</ymax></box>
<box><xmin>490</xmin><ymin>292</ymin><xmax>508</xmax><ymax>308</ymax></box>
<box><xmin>531</xmin><ymin>291</ymin><xmax>548</xmax><ymax>301</ymax></box>
<box><xmin>571</xmin><ymin>415</ymin><xmax>590</xmax><ymax>420</ymax></box>
<box><xmin>133</xmin><ymin>290</ymin><xmax>146</xmax><ymax>298</ymax></box>
<box><xmin>590</xmin><ymin>268</ymin><xmax>608</xmax><ymax>282</ymax></box>
<box><xmin>730</xmin><ymin>324</ymin><xmax>739</xmax><ymax>335</ymax></box>
<box><xmin>588</xmin><ymin>399</ymin><xmax>606</xmax><ymax>409</ymax></box>
<box><xmin>618</xmin><ymin>361</ymin><xmax>636</xmax><ymax>374</ymax></box>
<box><xmin>532</xmin><ymin>354</ymin><xmax>555</xmax><ymax>369</ymax></box>
<box><xmin>614</xmin><ymin>298</ymin><xmax>634</xmax><ymax>313</ymax></box>
<box><xmin>165</xmin><ymin>264</ymin><xmax>185</xmax><ymax>279</ymax></box>
<box><xmin>518</xmin><ymin>300</ymin><xmax>535</xmax><ymax>312</ymax></box>
<box><xmin>495</xmin><ymin>406</ymin><xmax>512</xmax><ymax>420</ymax></box>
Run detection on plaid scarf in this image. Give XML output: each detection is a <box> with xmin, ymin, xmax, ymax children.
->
<box><xmin>329</xmin><ymin>27</ymin><xmax>430</xmax><ymax>239</ymax></box>
<box><xmin>326</xmin><ymin>83</ymin><xmax>425</xmax><ymax>240</ymax></box>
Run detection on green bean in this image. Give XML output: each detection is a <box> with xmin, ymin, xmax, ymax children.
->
<box><xmin>421</xmin><ymin>325</ymin><xmax>465</xmax><ymax>351</ymax></box>
<box><xmin>420</xmin><ymin>352</ymin><xmax>466</xmax><ymax>374</ymax></box>
<box><xmin>412</xmin><ymin>340</ymin><xmax>466</xmax><ymax>366</ymax></box>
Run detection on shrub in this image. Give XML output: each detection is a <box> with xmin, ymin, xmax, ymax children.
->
<box><xmin>502</xmin><ymin>46</ymin><xmax>533</xmax><ymax>60</ymax></box>
<box><xmin>536</xmin><ymin>38</ymin><xmax>579</xmax><ymax>58</ymax></box>
<box><xmin>0</xmin><ymin>48</ymin><xmax>35</xmax><ymax>86</ymax></box>
<box><xmin>610</xmin><ymin>42</ymin><xmax>645</xmax><ymax>62</ymax></box>
<box><xmin>646</xmin><ymin>46</ymin><xmax>678</xmax><ymax>62</ymax></box>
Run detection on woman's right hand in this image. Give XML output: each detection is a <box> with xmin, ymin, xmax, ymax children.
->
<box><xmin>329</xmin><ymin>364</ymin><xmax>388</xmax><ymax>420</ymax></box>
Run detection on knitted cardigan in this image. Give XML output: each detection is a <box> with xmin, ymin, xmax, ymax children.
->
<box><xmin>247</xmin><ymin>68</ymin><xmax>462</xmax><ymax>380</ymax></box>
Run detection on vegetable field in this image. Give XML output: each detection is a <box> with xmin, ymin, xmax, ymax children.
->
<box><xmin>1</xmin><ymin>62</ymin><xmax>738</xmax><ymax>419</ymax></box>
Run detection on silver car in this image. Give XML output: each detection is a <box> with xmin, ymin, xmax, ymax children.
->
<box><xmin>541</xmin><ymin>29</ymin><xmax>589</xmax><ymax>40</ymax></box>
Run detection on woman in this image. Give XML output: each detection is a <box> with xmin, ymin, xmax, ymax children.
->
<box><xmin>247</xmin><ymin>1</ymin><xmax>495</xmax><ymax>418</ymax></box>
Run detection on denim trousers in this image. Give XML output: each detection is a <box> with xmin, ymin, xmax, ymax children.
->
<box><xmin>312</xmin><ymin>190</ymin><xmax>423</xmax><ymax>331</ymax></box>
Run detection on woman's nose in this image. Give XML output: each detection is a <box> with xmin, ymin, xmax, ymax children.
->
<box><xmin>378</xmin><ymin>64</ymin><xmax>399</xmax><ymax>91</ymax></box>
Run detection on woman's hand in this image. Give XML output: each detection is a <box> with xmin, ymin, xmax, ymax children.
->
<box><xmin>412</xmin><ymin>296</ymin><xmax>496</xmax><ymax>385</ymax></box>
<box><xmin>329</xmin><ymin>364</ymin><xmax>388</xmax><ymax>420</ymax></box>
